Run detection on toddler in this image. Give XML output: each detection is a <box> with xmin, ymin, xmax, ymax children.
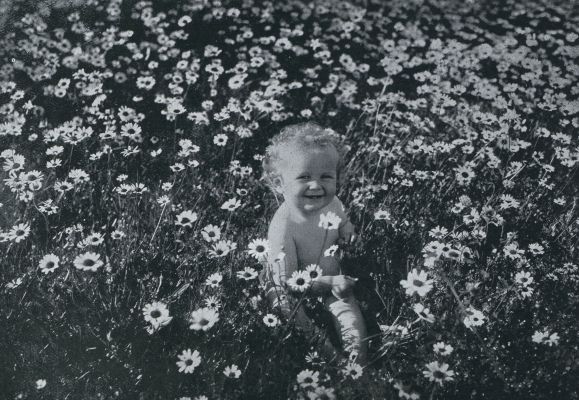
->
<box><xmin>261</xmin><ymin>122</ymin><xmax>367</xmax><ymax>364</ymax></box>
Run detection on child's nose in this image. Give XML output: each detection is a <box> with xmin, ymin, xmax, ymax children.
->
<box><xmin>308</xmin><ymin>180</ymin><xmax>322</xmax><ymax>189</ymax></box>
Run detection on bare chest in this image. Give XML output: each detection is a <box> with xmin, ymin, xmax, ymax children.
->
<box><xmin>291</xmin><ymin>221</ymin><xmax>341</xmax><ymax>275</ymax></box>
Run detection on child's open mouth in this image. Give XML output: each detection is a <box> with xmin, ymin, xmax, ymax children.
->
<box><xmin>305</xmin><ymin>195</ymin><xmax>324</xmax><ymax>199</ymax></box>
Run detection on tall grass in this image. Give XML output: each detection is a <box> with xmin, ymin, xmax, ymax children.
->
<box><xmin>1</xmin><ymin>0</ymin><xmax>578</xmax><ymax>399</ymax></box>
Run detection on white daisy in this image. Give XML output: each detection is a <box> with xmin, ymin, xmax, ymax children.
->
<box><xmin>519</xmin><ymin>285</ymin><xmax>534</xmax><ymax>298</ymax></box>
<box><xmin>204</xmin><ymin>295</ymin><xmax>221</xmax><ymax>309</ymax></box>
<box><xmin>463</xmin><ymin>306</ymin><xmax>486</xmax><ymax>329</ymax></box>
<box><xmin>142</xmin><ymin>301</ymin><xmax>173</xmax><ymax>329</ymax></box>
<box><xmin>305</xmin><ymin>264</ymin><xmax>322</xmax><ymax>280</ymax></box>
<box><xmin>38</xmin><ymin>254</ymin><xmax>60</xmax><ymax>274</ymax></box>
<box><xmin>443</xmin><ymin>247</ymin><xmax>461</xmax><ymax>261</ymax></box>
<box><xmin>201</xmin><ymin>224</ymin><xmax>221</xmax><ymax>242</ymax></box>
<box><xmin>532</xmin><ymin>330</ymin><xmax>560</xmax><ymax>346</ymax></box>
<box><xmin>318</xmin><ymin>211</ymin><xmax>342</xmax><ymax>230</ymax></box>
<box><xmin>263</xmin><ymin>313</ymin><xmax>279</xmax><ymax>327</ymax></box>
<box><xmin>532</xmin><ymin>330</ymin><xmax>549</xmax><ymax>344</ymax></box>
<box><xmin>423</xmin><ymin>361</ymin><xmax>455</xmax><ymax>385</ymax></box>
<box><xmin>213</xmin><ymin>133</ymin><xmax>228</xmax><ymax>146</ymax></box>
<box><xmin>224</xmin><ymin>364</ymin><xmax>241</xmax><ymax>378</ymax></box>
<box><xmin>374</xmin><ymin>210</ymin><xmax>392</xmax><ymax>221</ymax></box>
<box><xmin>287</xmin><ymin>270</ymin><xmax>311</xmax><ymax>292</ymax></box>
<box><xmin>514</xmin><ymin>271</ymin><xmax>533</xmax><ymax>286</ymax></box>
<box><xmin>221</xmin><ymin>198</ymin><xmax>241</xmax><ymax>211</ymax></box>
<box><xmin>503</xmin><ymin>243</ymin><xmax>524</xmax><ymax>260</ymax></box>
<box><xmin>6</xmin><ymin>277</ymin><xmax>23</xmax><ymax>289</ymax></box>
<box><xmin>111</xmin><ymin>230</ymin><xmax>126</xmax><ymax>240</ymax></box>
<box><xmin>433</xmin><ymin>342</ymin><xmax>454</xmax><ymax>356</ymax></box>
<box><xmin>247</xmin><ymin>238</ymin><xmax>269</xmax><ymax>261</ymax></box>
<box><xmin>237</xmin><ymin>266</ymin><xmax>258</xmax><ymax>281</ymax></box>
<box><xmin>73</xmin><ymin>252</ymin><xmax>104</xmax><ymax>272</ymax></box>
<box><xmin>527</xmin><ymin>243</ymin><xmax>544</xmax><ymax>255</ymax></box>
<box><xmin>296</xmin><ymin>369</ymin><xmax>319</xmax><ymax>389</ymax></box>
<box><xmin>189</xmin><ymin>307</ymin><xmax>219</xmax><ymax>331</ymax></box>
<box><xmin>175</xmin><ymin>210</ymin><xmax>198</xmax><ymax>228</ymax></box>
<box><xmin>393</xmin><ymin>380</ymin><xmax>420</xmax><ymax>400</ymax></box>
<box><xmin>413</xmin><ymin>303</ymin><xmax>435</xmax><ymax>323</ymax></box>
<box><xmin>9</xmin><ymin>222</ymin><xmax>30</xmax><ymax>243</ymax></box>
<box><xmin>208</xmin><ymin>240</ymin><xmax>236</xmax><ymax>258</ymax></box>
<box><xmin>83</xmin><ymin>232</ymin><xmax>104</xmax><ymax>246</ymax></box>
<box><xmin>428</xmin><ymin>226</ymin><xmax>448</xmax><ymax>239</ymax></box>
<box><xmin>343</xmin><ymin>363</ymin><xmax>363</xmax><ymax>380</ymax></box>
<box><xmin>176</xmin><ymin>349</ymin><xmax>201</xmax><ymax>374</ymax></box>
<box><xmin>205</xmin><ymin>272</ymin><xmax>223</xmax><ymax>287</ymax></box>
<box><xmin>400</xmin><ymin>269</ymin><xmax>434</xmax><ymax>297</ymax></box>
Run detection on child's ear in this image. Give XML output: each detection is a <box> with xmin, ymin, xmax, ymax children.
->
<box><xmin>337</xmin><ymin>168</ymin><xmax>346</xmax><ymax>187</ymax></box>
<box><xmin>272</xmin><ymin>176</ymin><xmax>284</xmax><ymax>194</ymax></box>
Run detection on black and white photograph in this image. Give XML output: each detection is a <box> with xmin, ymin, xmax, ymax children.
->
<box><xmin>1</xmin><ymin>0</ymin><xmax>578</xmax><ymax>398</ymax></box>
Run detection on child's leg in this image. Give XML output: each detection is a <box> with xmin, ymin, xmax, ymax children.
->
<box><xmin>266</xmin><ymin>288</ymin><xmax>340</xmax><ymax>360</ymax></box>
<box><xmin>324</xmin><ymin>294</ymin><xmax>368</xmax><ymax>364</ymax></box>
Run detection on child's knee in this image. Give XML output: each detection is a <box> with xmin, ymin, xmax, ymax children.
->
<box><xmin>325</xmin><ymin>295</ymin><xmax>368</xmax><ymax>353</ymax></box>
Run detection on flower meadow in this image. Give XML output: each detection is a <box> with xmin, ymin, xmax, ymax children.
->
<box><xmin>1</xmin><ymin>0</ymin><xmax>578</xmax><ymax>398</ymax></box>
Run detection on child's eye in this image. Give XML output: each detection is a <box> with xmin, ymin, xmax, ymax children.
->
<box><xmin>322</xmin><ymin>175</ymin><xmax>334</xmax><ymax>179</ymax></box>
<box><xmin>298</xmin><ymin>175</ymin><xmax>310</xmax><ymax>180</ymax></box>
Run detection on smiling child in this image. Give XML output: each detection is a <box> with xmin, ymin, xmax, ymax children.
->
<box><xmin>261</xmin><ymin>122</ymin><xmax>367</xmax><ymax>364</ymax></box>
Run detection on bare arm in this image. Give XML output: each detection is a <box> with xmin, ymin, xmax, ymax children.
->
<box><xmin>266</xmin><ymin>212</ymin><xmax>298</xmax><ymax>288</ymax></box>
<box><xmin>309</xmin><ymin>276</ymin><xmax>335</xmax><ymax>296</ymax></box>
<box><xmin>334</xmin><ymin>197</ymin><xmax>357</xmax><ymax>244</ymax></box>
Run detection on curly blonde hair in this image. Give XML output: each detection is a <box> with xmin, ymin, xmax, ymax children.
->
<box><xmin>262</xmin><ymin>122</ymin><xmax>347</xmax><ymax>193</ymax></box>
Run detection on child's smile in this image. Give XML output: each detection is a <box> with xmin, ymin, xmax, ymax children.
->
<box><xmin>275</xmin><ymin>145</ymin><xmax>339</xmax><ymax>218</ymax></box>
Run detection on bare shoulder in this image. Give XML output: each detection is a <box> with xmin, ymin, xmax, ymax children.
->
<box><xmin>268</xmin><ymin>204</ymin><xmax>293</xmax><ymax>240</ymax></box>
<box><xmin>267</xmin><ymin>204</ymin><xmax>298</xmax><ymax>266</ymax></box>
<box><xmin>330</xmin><ymin>196</ymin><xmax>346</xmax><ymax>212</ymax></box>
<box><xmin>329</xmin><ymin>196</ymin><xmax>348</xmax><ymax>218</ymax></box>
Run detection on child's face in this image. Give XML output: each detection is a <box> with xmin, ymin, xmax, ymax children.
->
<box><xmin>274</xmin><ymin>144</ymin><xmax>339</xmax><ymax>216</ymax></box>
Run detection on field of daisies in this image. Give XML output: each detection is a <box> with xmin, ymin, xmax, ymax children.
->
<box><xmin>1</xmin><ymin>0</ymin><xmax>578</xmax><ymax>398</ymax></box>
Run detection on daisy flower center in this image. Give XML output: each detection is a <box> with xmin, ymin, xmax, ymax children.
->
<box><xmin>150</xmin><ymin>310</ymin><xmax>162</xmax><ymax>318</ymax></box>
<box><xmin>412</xmin><ymin>279</ymin><xmax>424</xmax><ymax>287</ymax></box>
<box><xmin>433</xmin><ymin>371</ymin><xmax>446</xmax><ymax>380</ymax></box>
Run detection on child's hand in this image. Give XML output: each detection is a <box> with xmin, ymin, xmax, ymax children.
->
<box><xmin>338</xmin><ymin>220</ymin><xmax>358</xmax><ymax>246</ymax></box>
<box><xmin>331</xmin><ymin>275</ymin><xmax>358</xmax><ymax>300</ymax></box>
